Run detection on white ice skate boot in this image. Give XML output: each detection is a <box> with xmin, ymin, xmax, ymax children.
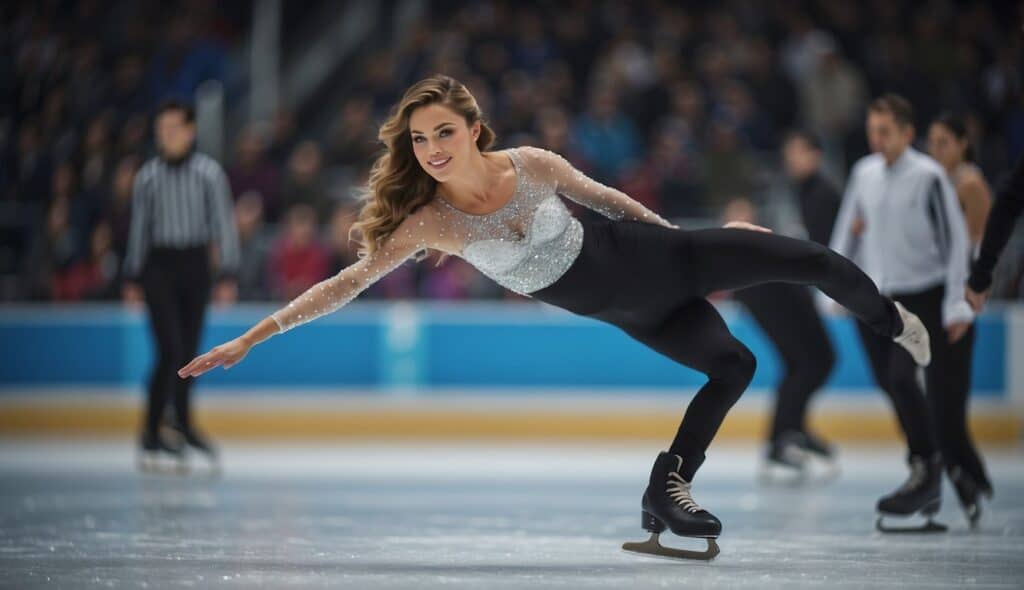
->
<box><xmin>892</xmin><ymin>302</ymin><xmax>931</xmax><ymax>366</ymax></box>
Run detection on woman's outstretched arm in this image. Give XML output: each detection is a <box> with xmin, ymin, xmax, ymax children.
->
<box><xmin>178</xmin><ymin>206</ymin><xmax>441</xmax><ymax>378</ymax></box>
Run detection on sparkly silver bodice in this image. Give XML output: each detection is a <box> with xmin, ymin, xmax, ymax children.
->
<box><xmin>438</xmin><ymin>148</ymin><xmax>584</xmax><ymax>295</ymax></box>
<box><xmin>271</xmin><ymin>146</ymin><xmax>673</xmax><ymax>332</ymax></box>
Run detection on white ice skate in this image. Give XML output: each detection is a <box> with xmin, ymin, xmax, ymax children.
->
<box><xmin>892</xmin><ymin>302</ymin><xmax>931</xmax><ymax>366</ymax></box>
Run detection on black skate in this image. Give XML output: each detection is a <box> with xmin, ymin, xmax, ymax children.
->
<box><xmin>169</xmin><ymin>426</ymin><xmax>222</xmax><ymax>478</ymax></box>
<box><xmin>622</xmin><ymin>452</ymin><xmax>721</xmax><ymax>561</ymax></box>
<box><xmin>876</xmin><ymin>454</ymin><xmax>947</xmax><ymax>533</ymax></box>
<box><xmin>760</xmin><ymin>430</ymin><xmax>839</xmax><ymax>486</ymax></box>
<box><xmin>949</xmin><ymin>466</ymin><xmax>992</xmax><ymax>529</ymax></box>
<box><xmin>136</xmin><ymin>430</ymin><xmax>186</xmax><ymax>475</ymax></box>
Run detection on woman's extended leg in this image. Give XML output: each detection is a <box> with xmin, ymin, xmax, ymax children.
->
<box><xmin>679</xmin><ymin>228</ymin><xmax>901</xmax><ymax>338</ymax></box>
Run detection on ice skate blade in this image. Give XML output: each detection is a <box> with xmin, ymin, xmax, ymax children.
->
<box><xmin>622</xmin><ymin>532</ymin><xmax>719</xmax><ymax>561</ymax></box>
<box><xmin>875</xmin><ymin>515</ymin><xmax>948</xmax><ymax>534</ymax></box>
<box><xmin>136</xmin><ymin>452</ymin><xmax>190</xmax><ymax>477</ymax></box>
<box><xmin>759</xmin><ymin>463</ymin><xmax>805</xmax><ymax>487</ymax></box>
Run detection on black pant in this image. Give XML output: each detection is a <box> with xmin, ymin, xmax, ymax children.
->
<box><xmin>140</xmin><ymin>247</ymin><xmax>211</xmax><ymax>436</ymax></box>
<box><xmin>734</xmin><ymin>283</ymin><xmax>836</xmax><ymax>442</ymax></box>
<box><xmin>856</xmin><ymin>284</ymin><xmax>989</xmax><ymax>486</ymax></box>
<box><xmin>532</xmin><ymin>218</ymin><xmax>899</xmax><ymax>480</ymax></box>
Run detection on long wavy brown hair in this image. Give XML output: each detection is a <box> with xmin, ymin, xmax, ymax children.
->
<box><xmin>350</xmin><ymin>75</ymin><xmax>496</xmax><ymax>261</ymax></box>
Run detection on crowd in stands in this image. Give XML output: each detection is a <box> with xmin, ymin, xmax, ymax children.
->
<box><xmin>3</xmin><ymin>0</ymin><xmax>1022</xmax><ymax>303</ymax></box>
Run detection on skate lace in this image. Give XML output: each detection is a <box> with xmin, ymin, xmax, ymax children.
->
<box><xmin>897</xmin><ymin>330</ymin><xmax>921</xmax><ymax>346</ymax></box>
<box><xmin>666</xmin><ymin>472</ymin><xmax>703</xmax><ymax>513</ymax></box>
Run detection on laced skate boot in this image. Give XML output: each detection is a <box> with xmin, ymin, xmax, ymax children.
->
<box><xmin>876</xmin><ymin>454</ymin><xmax>946</xmax><ymax>533</ymax></box>
<box><xmin>892</xmin><ymin>302</ymin><xmax>931</xmax><ymax>366</ymax></box>
<box><xmin>622</xmin><ymin>452</ymin><xmax>720</xmax><ymax>560</ymax></box>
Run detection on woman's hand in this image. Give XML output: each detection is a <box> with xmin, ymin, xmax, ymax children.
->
<box><xmin>723</xmin><ymin>221</ymin><xmax>773</xmax><ymax>233</ymax></box>
<box><xmin>178</xmin><ymin>336</ymin><xmax>253</xmax><ymax>378</ymax></box>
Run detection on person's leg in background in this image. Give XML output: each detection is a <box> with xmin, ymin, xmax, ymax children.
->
<box><xmin>170</xmin><ymin>249</ymin><xmax>216</xmax><ymax>457</ymax></box>
<box><xmin>140</xmin><ymin>258</ymin><xmax>185</xmax><ymax>458</ymax></box>
<box><xmin>861</xmin><ymin>288</ymin><xmax>944</xmax><ymax>531</ymax></box>
<box><xmin>921</xmin><ymin>286</ymin><xmax>992</xmax><ymax>526</ymax></box>
<box><xmin>735</xmin><ymin>283</ymin><xmax>837</xmax><ymax>480</ymax></box>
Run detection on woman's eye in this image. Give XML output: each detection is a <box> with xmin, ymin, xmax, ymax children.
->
<box><xmin>439</xmin><ymin>128</ymin><xmax>452</xmax><ymax>137</ymax></box>
<box><xmin>413</xmin><ymin>136</ymin><xmax>424</xmax><ymax>143</ymax></box>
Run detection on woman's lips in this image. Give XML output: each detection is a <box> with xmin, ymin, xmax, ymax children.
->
<box><xmin>428</xmin><ymin>156</ymin><xmax>452</xmax><ymax>169</ymax></box>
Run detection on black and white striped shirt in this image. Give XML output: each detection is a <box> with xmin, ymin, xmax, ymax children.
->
<box><xmin>124</xmin><ymin>152</ymin><xmax>240</xmax><ymax>279</ymax></box>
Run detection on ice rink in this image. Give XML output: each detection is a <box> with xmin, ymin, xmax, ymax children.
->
<box><xmin>1</xmin><ymin>439</ymin><xmax>1022</xmax><ymax>589</ymax></box>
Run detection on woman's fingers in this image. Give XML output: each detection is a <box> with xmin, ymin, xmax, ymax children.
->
<box><xmin>179</xmin><ymin>348</ymin><xmax>224</xmax><ymax>378</ymax></box>
<box><xmin>178</xmin><ymin>339</ymin><xmax>248</xmax><ymax>379</ymax></box>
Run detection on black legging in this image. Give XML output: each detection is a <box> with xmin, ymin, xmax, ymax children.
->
<box><xmin>140</xmin><ymin>246</ymin><xmax>211</xmax><ymax>436</ymax></box>
<box><xmin>733</xmin><ymin>283</ymin><xmax>836</xmax><ymax>442</ymax></box>
<box><xmin>856</xmin><ymin>284</ymin><xmax>990</xmax><ymax>487</ymax></box>
<box><xmin>532</xmin><ymin>218</ymin><xmax>900</xmax><ymax>481</ymax></box>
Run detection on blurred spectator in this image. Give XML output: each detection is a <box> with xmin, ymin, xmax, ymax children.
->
<box><xmin>149</xmin><ymin>13</ymin><xmax>227</xmax><ymax>104</ymax></box>
<box><xmin>700</xmin><ymin>121</ymin><xmax>759</xmax><ymax>213</ymax></box>
<box><xmin>104</xmin><ymin>155</ymin><xmax>139</xmax><ymax>260</ymax></box>
<box><xmin>27</xmin><ymin>195</ymin><xmax>81</xmax><ymax>299</ymax></box>
<box><xmin>234</xmin><ymin>191</ymin><xmax>272</xmax><ymax>301</ymax></box>
<box><xmin>267</xmin><ymin>107</ymin><xmax>298</xmax><ymax>168</ymax></box>
<box><xmin>621</xmin><ymin>125</ymin><xmax>701</xmax><ymax>219</ymax></box>
<box><xmin>80</xmin><ymin>113</ymin><xmax>114</xmax><ymax>196</ymax></box>
<box><xmin>48</xmin><ymin>161</ymin><xmax>97</xmax><ymax>244</ymax></box>
<box><xmin>228</xmin><ymin>126</ymin><xmax>281</xmax><ymax>221</ymax></box>
<box><xmin>742</xmin><ymin>38</ymin><xmax>799</xmax><ymax>134</ymax></box>
<box><xmin>281</xmin><ymin>140</ymin><xmax>330</xmax><ymax>224</ymax></box>
<box><xmin>497</xmin><ymin>70</ymin><xmax>539</xmax><ymax>139</ymax></box>
<box><xmin>534</xmin><ymin>105</ymin><xmax>585</xmax><ymax>162</ymax></box>
<box><xmin>12</xmin><ymin>121</ymin><xmax>51</xmax><ymax>203</ymax></box>
<box><xmin>53</xmin><ymin>221</ymin><xmax>120</xmax><ymax>301</ymax></box>
<box><xmin>800</xmin><ymin>38</ymin><xmax>868</xmax><ymax>157</ymax></box>
<box><xmin>572</xmin><ymin>85</ymin><xmax>640</xmax><ymax>184</ymax></box>
<box><xmin>108</xmin><ymin>54</ymin><xmax>149</xmax><ymax>122</ymax></box>
<box><xmin>326</xmin><ymin>96</ymin><xmax>379</xmax><ymax>171</ymax></box>
<box><xmin>116</xmin><ymin>113</ymin><xmax>149</xmax><ymax>159</ymax></box>
<box><xmin>268</xmin><ymin>204</ymin><xmax>330</xmax><ymax>301</ymax></box>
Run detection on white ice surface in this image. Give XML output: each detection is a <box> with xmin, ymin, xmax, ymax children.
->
<box><xmin>1</xmin><ymin>439</ymin><xmax>1022</xmax><ymax>589</ymax></box>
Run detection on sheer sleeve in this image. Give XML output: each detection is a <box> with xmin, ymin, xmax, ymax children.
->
<box><xmin>270</xmin><ymin>206</ymin><xmax>439</xmax><ymax>333</ymax></box>
<box><xmin>522</xmin><ymin>146</ymin><xmax>675</xmax><ymax>228</ymax></box>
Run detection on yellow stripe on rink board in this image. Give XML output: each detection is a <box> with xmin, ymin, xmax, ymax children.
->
<box><xmin>0</xmin><ymin>403</ymin><xmax>1020</xmax><ymax>444</ymax></box>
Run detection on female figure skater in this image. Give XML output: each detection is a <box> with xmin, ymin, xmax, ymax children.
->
<box><xmin>178</xmin><ymin>76</ymin><xmax>929</xmax><ymax>560</ymax></box>
<box><xmin>926</xmin><ymin>113</ymin><xmax>994</xmax><ymax>525</ymax></box>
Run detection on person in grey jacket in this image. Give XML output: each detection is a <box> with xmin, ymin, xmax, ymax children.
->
<box><xmin>831</xmin><ymin>94</ymin><xmax>975</xmax><ymax>532</ymax></box>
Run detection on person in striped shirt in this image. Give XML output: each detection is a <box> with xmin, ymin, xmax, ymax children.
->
<box><xmin>123</xmin><ymin>99</ymin><xmax>239</xmax><ymax>471</ymax></box>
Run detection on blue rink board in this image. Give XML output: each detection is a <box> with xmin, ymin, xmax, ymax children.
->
<box><xmin>0</xmin><ymin>303</ymin><xmax>1007</xmax><ymax>397</ymax></box>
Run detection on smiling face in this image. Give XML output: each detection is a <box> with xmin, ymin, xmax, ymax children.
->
<box><xmin>408</xmin><ymin>103</ymin><xmax>481</xmax><ymax>183</ymax></box>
